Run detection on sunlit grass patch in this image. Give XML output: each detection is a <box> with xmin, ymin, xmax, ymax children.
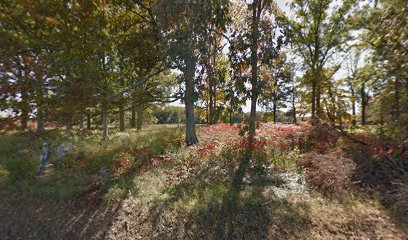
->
<box><xmin>268</xmin><ymin>147</ymin><xmax>301</xmax><ymax>171</ymax></box>
<box><xmin>0</xmin><ymin>125</ymin><xmax>183</xmax><ymax>201</ymax></box>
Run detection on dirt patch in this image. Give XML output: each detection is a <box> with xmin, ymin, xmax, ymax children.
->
<box><xmin>0</xmin><ymin>195</ymin><xmax>120</xmax><ymax>240</ymax></box>
<box><xmin>307</xmin><ymin>198</ymin><xmax>406</xmax><ymax>240</ymax></box>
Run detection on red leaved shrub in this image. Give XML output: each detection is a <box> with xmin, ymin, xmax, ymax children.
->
<box><xmin>257</xmin><ymin>122</ymin><xmax>308</xmax><ymax>150</ymax></box>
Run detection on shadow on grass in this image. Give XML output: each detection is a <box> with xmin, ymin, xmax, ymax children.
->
<box><xmin>348</xmin><ymin>148</ymin><xmax>408</xmax><ymax>232</ymax></box>
<box><xmin>148</xmin><ymin>149</ymin><xmax>312</xmax><ymax>239</ymax></box>
<box><xmin>0</xmin><ymin>126</ymin><xmax>182</xmax><ymax>239</ymax></box>
<box><xmin>0</xmin><ymin>187</ymin><xmax>124</xmax><ymax>240</ymax></box>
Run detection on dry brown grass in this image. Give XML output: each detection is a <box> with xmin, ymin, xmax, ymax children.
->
<box><xmin>391</xmin><ymin>178</ymin><xmax>408</xmax><ymax>217</ymax></box>
<box><xmin>299</xmin><ymin>148</ymin><xmax>355</xmax><ymax>197</ymax></box>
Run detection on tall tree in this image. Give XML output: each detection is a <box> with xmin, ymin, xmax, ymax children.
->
<box><xmin>157</xmin><ymin>0</ymin><xmax>230</xmax><ymax>145</ymax></box>
<box><xmin>287</xmin><ymin>0</ymin><xmax>355</xmax><ymax>117</ymax></box>
<box><xmin>354</xmin><ymin>0</ymin><xmax>407</xmax><ymax>127</ymax></box>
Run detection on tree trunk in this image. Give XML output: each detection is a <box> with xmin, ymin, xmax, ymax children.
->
<box><xmin>66</xmin><ymin>117</ymin><xmax>73</xmax><ymax>130</ymax></box>
<box><xmin>36</xmin><ymin>106</ymin><xmax>44</xmax><ymax>133</ymax></box>
<box><xmin>119</xmin><ymin>77</ymin><xmax>125</xmax><ymax>132</ymax></box>
<box><xmin>206</xmin><ymin>95</ymin><xmax>209</xmax><ymax>124</ymax></box>
<box><xmin>379</xmin><ymin>98</ymin><xmax>385</xmax><ymax>137</ymax></box>
<box><xmin>292</xmin><ymin>81</ymin><xmax>297</xmax><ymax>123</ymax></box>
<box><xmin>212</xmin><ymin>40</ymin><xmax>218</xmax><ymax>124</ymax></box>
<box><xmin>102</xmin><ymin>101</ymin><xmax>108</xmax><ymax>140</ymax></box>
<box><xmin>184</xmin><ymin>54</ymin><xmax>198</xmax><ymax>146</ymax></box>
<box><xmin>230</xmin><ymin>101</ymin><xmax>234</xmax><ymax>125</ymax></box>
<box><xmin>316</xmin><ymin>80</ymin><xmax>322</xmax><ymax>117</ymax></box>
<box><xmin>311</xmin><ymin>78</ymin><xmax>316</xmax><ymax>117</ymax></box>
<box><xmin>273</xmin><ymin>102</ymin><xmax>277</xmax><ymax>123</ymax></box>
<box><xmin>19</xmin><ymin>62</ymin><xmax>30</xmax><ymax>131</ymax></box>
<box><xmin>351</xmin><ymin>86</ymin><xmax>356</xmax><ymax>127</ymax></box>
<box><xmin>249</xmin><ymin>0</ymin><xmax>260</xmax><ymax>137</ymax></box>
<box><xmin>79</xmin><ymin>115</ymin><xmax>84</xmax><ymax>130</ymax></box>
<box><xmin>130</xmin><ymin>104</ymin><xmax>136</xmax><ymax>128</ymax></box>
<box><xmin>137</xmin><ymin>104</ymin><xmax>144</xmax><ymax>130</ymax></box>
<box><xmin>87</xmin><ymin>112</ymin><xmax>92</xmax><ymax>130</ymax></box>
<box><xmin>35</xmin><ymin>68</ymin><xmax>45</xmax><ymax>133</ymax></box>
<box><xmin>209</xmin><ymin>83</ymin><xmax>214</xmax><ymax>125</ymax></box>
<box><xmin>119</xmin><ymin>104</ymin><xmax>125</xmax><ymax>132</ymax></box>
<box><xmin>21</xmin><ymin>88</ymin><xmax>29</xmax><ymax>130</ymax></box>
<box><xmin>394</xmin><ymin>77</ymin><xmax>400</xmax><ymax>122</ymax></box>
<box><xmin>272</xmin><ymin>80</ymin><xmax>278</xmax><ymax>123</ymax></box>
<box><xmin>208</xmin><ymin>44</ymin><xmax>214</xmax><ymax>125</ymax></box>
<box><xmin>214</xmin><ymin>83</ymin><xmax>218</xmax><ymax>124</ymax></box>
<box><xmin>361</xmin><ymin>82</ymin><xmax>366</xmax><ymax>125</ymax></box>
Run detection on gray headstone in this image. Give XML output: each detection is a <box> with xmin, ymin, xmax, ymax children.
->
<box><xmin>56</xmin><ymin>143</ymin><xmax>73</xmax><ymax>166</ymax></box>
<box><xmin>65</xmin><ymin>143</ymin><xmax>73</xmax><ymax>154</ymax></box>
<box><xmin>56</xmin><ymin>144</ymin><xmax>65</xmax><ymax>165</ymax></box>
<box><xmin>37</xmin><ymin>142</ymin><xmax>50</xmax><ymax>174</ymax></box>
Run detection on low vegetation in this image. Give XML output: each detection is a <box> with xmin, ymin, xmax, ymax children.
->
<box><xmin>1</xmin><ymin>123</ymin><xmax>407</xmax><ymax>239</ymax></box>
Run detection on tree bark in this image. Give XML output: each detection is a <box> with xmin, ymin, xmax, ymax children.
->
<box><xmin>66</xmin><ymin>118</ymin><xmax>73</xmax><ymax>130</ymax></box>
<box><xmin>119</xmin><ymin>103</ymin><xmax>125</xmax><ymax>132</ymax></box>
<box><xmin>20</xmin><ymin>60</ymin><xmax>30</xmax><ymax>131</ymax></box>
<box><xmin>249</xmin><ymin>0</ymin><xmax>260</xmax><ymax>137</ymax></box>
<box><xmin>209</xmin><ymin>83</ymin><xmax>214</xmax><ymax>125</ymax></box>
<box><xmin>291</xmin><ymin>80</ymin><xmax>297</xmax><ymax>123</ymax></box>
<box><xmin>394</xmin><ymin>77</ymin><xmax>400</xmax><ymax>122</ymax></box>
<box><xmin>102</xmin><ymin>101</ymin><xmax>108</xmax><ymax>140</ymax></box>
<box><xmin>273</xmin><ymin>101</ymin><xmax>277</xmax><ymax>123</ymax></box>
<box><xmin>130</xmin><ymin>104</ymin><xmax>136</xmax><ymax>128</ymax></box>
<box><xmin>206</xmin><ymin>95</ymin><xmax>209</xmax><ymax>124</ymax></box>
<box><xmin>35</xmin><ymin>62</ymin><xmax>45</xmax><ymax>133</ymax></box>
<box><xmin>119</xmin><ymin>104</ymin><xmax>125</xmax><ymax>132</ymax></box>
<box><xmin>208</xmin><ymin>40</ymin><xmax>215</xmax><ymax>125</ymax></box>
<box><xmin>184</xmin><ymin>54</ymin><xmax>198</xmax><ymax>146</ymax></box>
<box><xmin>316</xmin><ymin>81</ymin><xmax>322</xmax><ymax>117</ymax></box>
<box><xmin>87</xmin><ymin>112</ymin><xmax>92</xmax><ymax>129</ymax></box>
<box><xmin>212</xmin><ymin>40</ymin><xmax>218</xmax><ymax>124</ymax></box>
<box><xmin>214</xmin><ymin>82</ymin><xmax>218</xmax><ymax>124</ymax></box>
<box><xmin>79</xmin><ymin>115</ymin><xmax>84</xmax><ymax>130</ymax></box>
<box><xmin>119</xmin><ymin>77</ymin><xmax>125</xmax><ymax>132</ymax></box>
<box><xmin>361</xmin><ymin>82</ymin><xmax>366</xmax><ymax>125</ymax></box>
<box><xmin>311</xmin><ymin>77</ymin><xmax>316</xmax><ymax>117</ymax></box>
<box><xmin>351</xmin><ymin>86</ymin><xmax>356</xmax><ymax>127</ymax></box>
<box><xmin>137</xmin><ymin>104</ymin><xmax>144</xmax><ymax>130</ymax></box>
<box><xmin>230</xmin><ymin>101</ymin><xmax>234</xmax><ymax>125</ymax></box>
<box><xmin>21</xmin><ymin>88</ymin><xmax>29</xmax><ymax>130</ymax></box>
<box><xmin>36</xmin><ymin>106</ymin><xmax>44</xmax><ymax>133</ymax></box>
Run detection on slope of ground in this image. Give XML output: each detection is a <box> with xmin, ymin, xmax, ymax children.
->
<box><xmin>0</xmin><ymin>124</ymin><xmax>406</xmax><ymax>239</ymax></box>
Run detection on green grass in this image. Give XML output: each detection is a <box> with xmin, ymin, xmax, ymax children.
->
<box><xmin>0</xmin><ymin>125</ymin><xmax>183</xmax><ymax>201</ymax></box>
<box><xmin>268</xmin><ymin>147</ymin><xmax>301</xmax><ymax>171</ymax></box>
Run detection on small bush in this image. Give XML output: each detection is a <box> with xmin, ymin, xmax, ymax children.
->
<box><xmin>103</xmin><ymin>184</ymin><xmax>127</xmax><ymax>201</ymax></box>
